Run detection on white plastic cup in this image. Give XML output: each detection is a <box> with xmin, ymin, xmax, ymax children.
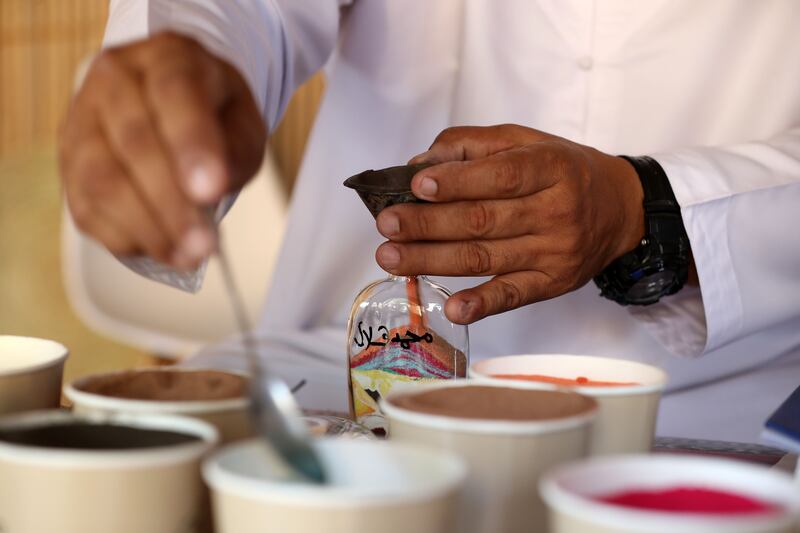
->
<box><xmin>0</xmin><ymin>335</ymin><xmax>68</xmax><ymax>415</ymax></box>
<box><xmin>65</xmin><ymin>367</ymin><xmax>251</xmax><ymax>443</ymax></box>
<box><xmin>203</xmin><ymin>437</ymin><xmax>466</xmax><ymax>533</ymax></box>
<box><xmin>471</xmin><ymin>354</ymin><xmax>667</xmax><ymax>455</ymax></box>
<box><xmin>540</xmin><ymin>454</ymin><xmax>800</xmax><ymax>533</ymax></box>
<box><xmin>382</xmin><ymin>380</ymin><xmax>597</xmax><ymax>533</ymax></box>
<box><xmin>0</xmin><ymin>410</ymin><xmax>218</xmax><ymax>533</ymax></box>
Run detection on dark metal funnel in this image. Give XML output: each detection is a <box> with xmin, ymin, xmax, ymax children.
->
<box><xmin>343</xmin><ymin>163</ymin><xmax>431</xmax><ymax>219</ymax></box>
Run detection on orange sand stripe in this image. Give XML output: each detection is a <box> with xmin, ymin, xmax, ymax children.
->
<box><xmin>405</xmin><ymin>277</ymin><xmax>424</xmax><ymax>330</ymax></box>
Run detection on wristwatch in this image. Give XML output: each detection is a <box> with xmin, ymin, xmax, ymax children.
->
<box><xmin>593</xmin><ymin>156</ymin><xmax>690</xmax><ymax>306</ymax></box>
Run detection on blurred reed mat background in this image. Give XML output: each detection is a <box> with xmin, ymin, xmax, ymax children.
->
<box><xmin>0</xmin><ymin>0</ymin><xmax>324</xmax><ymax>382</ymax></box>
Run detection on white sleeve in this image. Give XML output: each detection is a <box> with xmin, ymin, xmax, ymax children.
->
<box><xmin>100</xmin><ymin>0</ymin><xmax>350</xmax><ymax>292</ymax></box>
<box><xmin>105</xmin><ymin>0</ymin><xmax>351</xmax><ymax>128</ymax></box>
<box><xmin>628</xmin><ymin>127</ymin><xmax>800</xmax><ymax>357</ymax></box>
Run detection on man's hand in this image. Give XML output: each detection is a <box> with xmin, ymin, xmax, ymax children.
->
<box><xmin>59</xmin><ymin>32</ymin><xmax>266</xmax><ymax>268</ymax></box>
<box><xmin>374</xmin><ymin>124</ymin><xmax>645</xmax><ymax>324</ymax></box>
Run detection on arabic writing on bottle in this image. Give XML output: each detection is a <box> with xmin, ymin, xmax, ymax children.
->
<box><xmin>353</xmin><ymin>321</ymin><xmax>434</xmax><ymax>350</ymax></box>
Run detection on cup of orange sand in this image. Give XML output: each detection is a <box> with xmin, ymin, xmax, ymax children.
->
<box><xmin>470</xmin><ymin>354</ymin><xmax>667</xmax><ymax>455</ymax></box>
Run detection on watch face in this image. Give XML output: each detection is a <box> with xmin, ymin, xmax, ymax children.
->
<box><xmin>626</xmin><ymin>270</ymin><xmax>676</xmax><ymax>303</ymax></box>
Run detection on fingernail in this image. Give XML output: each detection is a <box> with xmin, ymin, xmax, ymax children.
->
<box><xmin>417</xmin><ymin>176</ymin><xmax>438</xmax><ymax>198</ymax></box>
<box><xmin>377</xmin><ymin>213</ymin><xmax>400</xmax><ymax>237</ymax></box>
<box><xmin>181</xmin><ymin>226</ymin><xmax>214</xmax><ymax>260</ymax></box>
<box><xmin>188</xmin><ymin>164</ymin><xmax>218</xmax><ymax>203</ymax></box>
<box><xmin>377</xmin><ymin>244</ymin><xmax>400</xmax><ymax>269</ymax></box>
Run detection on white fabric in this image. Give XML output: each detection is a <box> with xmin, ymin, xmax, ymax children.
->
<box><xmin>103</xmin><ymin>0</ymin><xmax>800</xmax><ymax>442</ymax></box>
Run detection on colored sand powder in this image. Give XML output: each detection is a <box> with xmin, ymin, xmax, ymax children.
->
<box><xmin>390</xmin><ymin>385</ymin><xmax>595</xmax><ymax>421</ymax></box>
<box><xmin>77</xmin><ymin>369</ymin><xmax>247</xmax><ymax>401</ymax></box>
<box><xmin>492</xmin><ymin>374</ymin><xmax>638</xmax><ymax>387</ymax></box>
<box><xmin>0</xmin><ymin>423</ymin><xmax>199</xmax><ymax>449</ymax></box>
<box><xmin>596</xmin><ymin>487</ymin><xmax>780</xmax><ymax>514</ymax></box>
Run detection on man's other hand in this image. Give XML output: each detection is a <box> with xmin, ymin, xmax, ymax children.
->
<box><xmin>374</xmin><ymin>125</ymin><xmax>646</xmax><ymax>324</ymax></box>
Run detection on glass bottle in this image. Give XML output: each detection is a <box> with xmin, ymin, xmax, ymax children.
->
<box><xmin>344</xmin><ymin>164</ymin><xmax>469</xmax><ymax>434</ymax></box>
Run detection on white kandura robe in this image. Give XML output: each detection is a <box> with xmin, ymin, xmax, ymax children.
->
<box><xmin>103</xmin><ymin>0</ymin><xmax>800</xmax><ymax>442</ymax></box>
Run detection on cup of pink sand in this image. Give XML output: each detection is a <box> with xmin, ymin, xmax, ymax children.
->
<box><xmin>540</xmin><ymin>454</ymin><xmax>800</xmax><ymax>533</ymax></box>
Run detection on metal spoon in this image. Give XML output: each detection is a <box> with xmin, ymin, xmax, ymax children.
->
<box><xmin>215</xmin><ymin>233</ymin><xmax>326</xmax><ymax>484</ymax></box>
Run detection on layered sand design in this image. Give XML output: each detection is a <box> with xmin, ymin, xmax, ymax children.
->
<box><xmin>350</xmin><ymin>324</ymin><xmax>467</xmax><ymax>428</ymax></box>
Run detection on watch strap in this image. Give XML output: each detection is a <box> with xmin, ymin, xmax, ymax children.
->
<box><xmin>593</xmin><ymin>155</ymin><xmax>690</xmax><ymax>306</ymax></box>
<box><xmin>620</xmin><ymin>155</ymin><xmax>686</xmax><ymax>246</ymax></box>
<box><xmin>620</xmin><ymin>156</ymin><xmax>679</xmax><ymax>211</ymax></box>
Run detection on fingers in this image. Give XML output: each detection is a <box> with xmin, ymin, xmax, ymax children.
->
<box><xmin>445</xmin><ymin>271</ymin><xmax>555</xmax><ymax>324</ymax></box>
<box><xmin>114</xmin><ymin>32</ymin><xmax>265</xmax><ymax>199</ymax></box>
<box><xmin>139</xmin><ymin>52</ymin><xmax>231</xmax><ymax>204</ymax></box>
<box><xmin>376</xmin><ymin>237</ymin><xmax>540</xmax><ymax>277</ymax></box>
<box><xmin>377</xmin><ymin>199</ymin><xmax>535</xmax><ymax>241</ymax></box>
<box><xmin>218</xmin><ymin>62</ymin><xmax>268</xmax><ymax>186</ymax></box>
<box><xmin>409</xmin><ymin>124</ymin><xmax>546</xmax><ymax>164</ymax></box>
<box><xmin>63</xmin><ymin>133</ymin><xmax>176</xmax><ymax>264</ymax></box>
<box><xmin>410</xmin><ymin>144</ymin><xmax>561</xmax><ymax>203</ymax></box>
<box><xmin>93</xmin><ymin>175</ymin><xmax>180</xmax><ymax>265</ymax></box>
<box><xmin>89</xmin><ymin>51</ymin><xmax>213</xmax><ymax>261</ymax></box>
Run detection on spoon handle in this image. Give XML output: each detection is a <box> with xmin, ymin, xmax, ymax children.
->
<box><xmin>215</xmin><ymin>235</ymin><xmax>262</xmax><ymax>379</ymax></box>
<box><xmin>214</xmin><ymin>229</ymin><xmax>327</xmax><ymax>484</ymax></box>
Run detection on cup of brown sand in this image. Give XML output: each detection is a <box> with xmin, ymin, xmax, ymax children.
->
<box><xmin>65</xmin><ymin>367</ymin><xmax>251</xmax><ymax>443</ymax></box>
<box><xmin>382</xmin><ymin>380</ymin><xmax>598</xmax><ymax>533</ymax></box>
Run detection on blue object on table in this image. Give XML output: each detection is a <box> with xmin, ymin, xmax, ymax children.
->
<box><xmin>761</xmin><ymin>383</ymin><xmax>800</xmax><ymax>454</ymax></box>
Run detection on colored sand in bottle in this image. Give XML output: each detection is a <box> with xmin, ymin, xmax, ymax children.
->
<box><xmin>348</xmin><ymin>275</ymin><xmax>468</xmax><ymax>432</ymax></box>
